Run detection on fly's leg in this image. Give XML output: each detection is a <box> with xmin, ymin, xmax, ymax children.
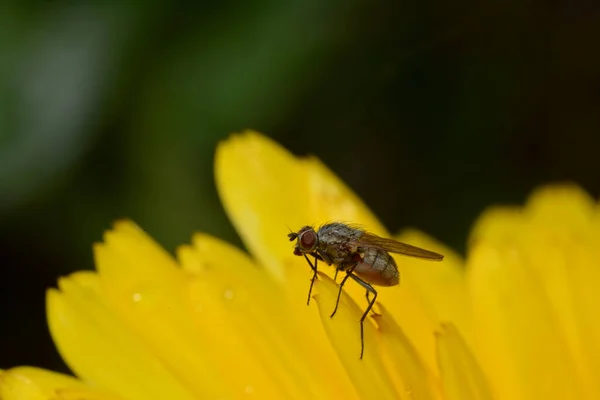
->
<box><xmin>366</xmin><ymin>291</ymin><xmax>381</xmax><ymax>316</ymax></box>
<box><xmin>304</xmin><ymin>254</ymin><xmax>318</xmax><ymax>306</ymax></box>
<box><xmin>363</xmin><ymin>251</ymin><xmax>381</xmax><ymax>316</ymax></box>
<box><xmin>333</xmin><ymin>268</ymin><xmax>339</xmax><ymax>282</ymax></box>
<box><xmin>349</xmin><ymin>273</ymin><xmax>377</xmax><ymax>359</ymax></box>
<box><xmin>330</xmin><ymin>264</ymin><xmax>357</xmax><ymax>318</ymax></box>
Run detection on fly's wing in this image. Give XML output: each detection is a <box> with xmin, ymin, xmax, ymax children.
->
<box><xmin>355</xmin><ymin>232</ymin><xmax>444</xmax><ymax>261</ymax></box>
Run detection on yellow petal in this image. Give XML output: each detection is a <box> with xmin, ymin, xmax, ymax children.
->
<box><xmin>394</xmin><ymin>228</ymin><xmax>467</xmax><ymax>329</ymax></box>
<box><xmin>466</xmin><ymin>241</ymin><xmax>585</xmax><ymax>400</ymax></box>
<box><xmin>214</xmin><ymin>131</ymin><xmax>311</xmax><ymax>282</ymax></box>
<box><xmin>375</xmin><ymin>303</ymin><xmax>443</xmax><ymax>400</ymax></box>
<box><xmin>180</xmin><ymin>233</ymin><xmax>359</xmax><ymax>400</ymax></box>
<box><xmin>94</xmin><ymin>221</ymin><xmax>232</xmax><ymax>398</ymax></box>
<box><xmin>182</xmin><ymin>236</ymin><xmax>306</xmax><ymax>399</ymax></box>
<box><xmin>435</xmin><ymin>323</ymin><xmax>495</xmax><ymax>400</ymax></box>
<box><xmin>374</xmin><ymin>305</ymin><xmax>442</xmax><ymax>400</ymax></box>
<box><xmin>313</xmin><ymin>273</ymin><xmax>399</xmax><ymax>400</ymax></box>
<box><xmin>567</xmin><ymin>235</ymin><xmax>600</xmax><ymax>398</ymax></box>
<box><xmin>0</xmin><ymin>367</ymin><xmax>120</xmax><ymax>400</ymax></box>
<box><xmin>521</xmin><ymin>186</ymin><xmax>600</xmax><ymax>397</ymax></box>
<box><xmin>469</xmin><ymin>184</ymin><xmax>600</xmax><ymax>397</ymax></box>
<box><xmin>382</xmin><ymin>229</ymin><xmax>467</xmax><ymax>374</ymax></box>
<box><xmin>214</xmin><ymin>131</ymin><xmax>386</xmax><ymax>285</ymax></box>
<box><xmin>468</xmin><ymin>206</ymin><xmax>523</xmax><ymax>248</ymax></box>
<box><xmin>525</xmin><ymin>183</ymin><xmax>595</xmax><ymax>230</ymax></box>
<box><xmin>302</xmin><ymin>156</ymin><xmax>386</xmax><ymax>234</ymax></box>
<box><xmin>469</xmin><ymin>184</ymin><xmax>595</xmax><ymax>247</ymax></box>
<box><xmin>47</xmin><ymin>272</ymin><xmax>196</xmax><ymax>400</ymax></box>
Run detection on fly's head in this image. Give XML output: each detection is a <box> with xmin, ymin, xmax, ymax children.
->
<box><xmin>288</xmin><ymin>225</ymin><xmax>318</xmax><ymax>256</ymax></box>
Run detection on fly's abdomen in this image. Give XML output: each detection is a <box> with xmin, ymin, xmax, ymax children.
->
<box><xmin>354</xmin><ymin>248</ymin><xmax>400</xmax><ymax>287</ymax></box>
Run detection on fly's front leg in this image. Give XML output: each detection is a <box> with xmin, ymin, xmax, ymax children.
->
<box><xmin>304</xmin><ymin>254</ymin><xmax>318</xmax><ymax>306</ymax></box>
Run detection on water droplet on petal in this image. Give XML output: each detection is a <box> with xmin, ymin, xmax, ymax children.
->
<box><xmin>244</xmin><ymin>385</ymin><xmax>254</xmax><ymax>394</ymax></box>
<box><xmin>224</xmin><ymin>289</ymin><xmax>234</xmax><ymax>300</ymax></box>
<box><xmin>132</xmin><ymin>292</ymin><xmax>142</xmax><ymax>302</ymax></box>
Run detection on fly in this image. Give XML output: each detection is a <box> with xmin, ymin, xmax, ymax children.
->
<box><xmin>288</xmin><ymin>222</ymin><xmax>444</xmax><ymax>359</ymax></box>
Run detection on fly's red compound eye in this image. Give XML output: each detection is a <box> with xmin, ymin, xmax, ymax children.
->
<box><xmin>300</xmin><ymin>230</ymin><xmax>317</xmax><ymax>250</ymax></box>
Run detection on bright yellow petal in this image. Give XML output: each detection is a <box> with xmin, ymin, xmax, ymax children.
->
<box><xmin>0</xmin><ymin>367</ymin><xmax>121</xmax><ymax>400</ymax></box>
<box><xmin>302</xmin><ymin>156</ymin><xmax>386</xmax><ymax>234</ymax></box>
<box><xmin>567</xmin><ymin>233</ymin><xmax>600</xmax><ymax>398</ymax></box>
<box><xmin>94</xmin><ymin>221</ymin><xmax>232</xmax><ymax>398</ymax></box>
<box><xmin>375</xmin><ymin>303</ymin><xmax>443</xmax><ymax>400</ymax></box>
<box><xmin>525</xmin><ymin>183</ymin><xmax>595</xmax><ymax>230</ymax></box>
<box><xmin>314</xmin><ymin>273</ymin><xmax>399</xmax><ymax>400</ymax></box>
<box><xmin>469</xmin><ymin>184</ymin><xmax>600</xmax><ymax>398</ymax></box>
<box><xmin>47</xmin><ymin>272</ymin><xmax>196</xmax><ymax>400</ymax></box>
<box><xmin>435</xmin><ymin>323</ymin><xmax>495</xmax><ymax>400</ymax></box>
<box><xmin>180</xmin><ymin>233</ymin><xmax>359</xmax><ymax>400</ymax></box>
<box><xmin>214</xmin><ymin>131</ymin><xmax>312</xmax><ymax>282</ymax></box>
<box><xmin>468</xmin><ymin>206</ymin><xmax>523</xmax><ymax>248</ymax></box>
<box><xmin>522</xmin><ymin>185</ymin><xmax>600</xmax><ymax>397</ymax></box>
<box><xmin>466</xmin><ymin>241</ymin><xmax>585</xmax><ymax>400</ymax></box>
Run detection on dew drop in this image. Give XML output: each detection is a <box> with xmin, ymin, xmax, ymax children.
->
<box><xmin>224</xmin><ymin>289</ymin><xmax>234</xmax><ymax>300</ymax></box>
<box><xmin>244</xmin><ymin>385</ymin><xmax>254</xmax><ymax>394</ymax></box>
<box><xmin>132</xmin><ymin>292</ymin><xmax>142</xmax><ymax>302</ymax></box>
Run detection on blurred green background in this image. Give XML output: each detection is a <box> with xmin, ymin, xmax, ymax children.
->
<box><xmin>1</xmin><ymin>0</ymin><xmax>599</xmax><ymax>373</ymax></box>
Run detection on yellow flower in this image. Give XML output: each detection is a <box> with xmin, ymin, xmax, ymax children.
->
<box><xmin>2</xmin><ymin>131</ymin><xmax>599</xmax><ymax>400</ymax></box>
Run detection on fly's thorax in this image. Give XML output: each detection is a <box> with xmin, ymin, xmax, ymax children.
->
<box><xmin>316</xmin><ymin>223</ymin><xmax>363</xmax><ymax>265</ymax></box>
<box><xmin>317</xmin><ymin>222</ymin><xmax>363</xmax><ymax>243</ymax></box>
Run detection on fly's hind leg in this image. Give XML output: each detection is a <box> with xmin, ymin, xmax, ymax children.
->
<box><xmin>365</xmin><ymin>290</ymin><xmax>381</xmax><ymax>317</ymax></box>
<box><xmin>350</xmin><ymin>273</ymin><xmax>377</xmax><ymax>359</ymax></box>
<box><xmin>330</xmin><ymin>264</ymin><xmax>358</xmax><ymax>318</ymax></box>
<box><xmin>362</xmin><ymin>250</ymin><xmax>380</xmax><ymax>316</ymax></box>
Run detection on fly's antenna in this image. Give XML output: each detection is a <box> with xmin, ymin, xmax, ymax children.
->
<box><xmin>286</xmin><ymin>224</ymin><xmax>298</xmax><ymax>241</ymax></box>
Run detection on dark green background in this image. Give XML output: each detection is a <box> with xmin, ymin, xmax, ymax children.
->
<box><xmin>1</xmin><ymin>0</ymin><xmax>599</xmax><ymax>373</ymax></box>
